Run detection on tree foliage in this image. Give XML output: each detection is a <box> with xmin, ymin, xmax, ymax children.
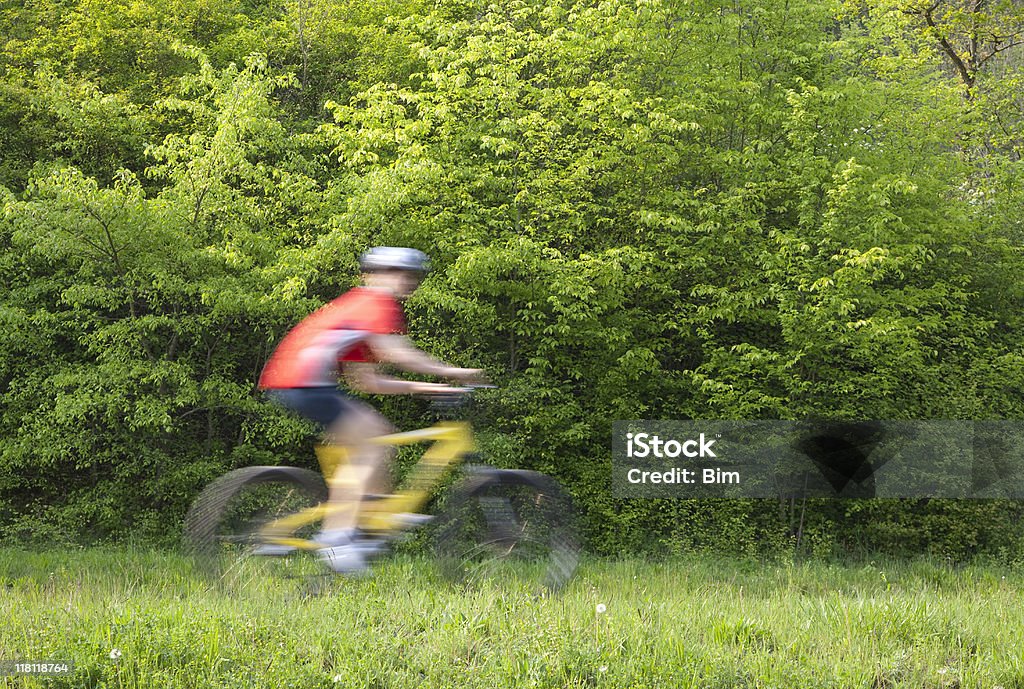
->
<box><xmin>1</xmin><ymin>0</ymin><xmax>1023</xmax><ymax>554</ymax></box>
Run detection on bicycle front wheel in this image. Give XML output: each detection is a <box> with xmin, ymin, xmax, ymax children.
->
<box><xmin>434</xmin><ymin>469</ymin><xmax>580</xmax><ymax>593</ymax></box>
<box><xmin>184</xmin><ymin>466</ymin><xmax>329</xmax><ymax>593</ymax></box>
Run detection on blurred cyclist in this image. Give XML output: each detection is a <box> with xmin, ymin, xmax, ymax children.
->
<box><xmin>257</xmin><ymin>247</ymin><xmax>484</xmax><ymax>573</ymax></box>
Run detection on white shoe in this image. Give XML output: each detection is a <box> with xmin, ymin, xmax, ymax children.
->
<box><xmin>317</xmin><ymin>543</ymin><xmax>370</xmax><ymax>575</ymax></box>
<box><xmin>252</xmin><ymin>527</ymin><xmax>356</xmax><ymax>556</ymax></box>
<box><xmin>394</xmin><ymin>513</ymin><xmax>434</xmax><ymax>528</ymax></box>
<box><xmin>313</xmin><ymin>528</ymin><xmax>357</xmax><ymax>547</ymax></box>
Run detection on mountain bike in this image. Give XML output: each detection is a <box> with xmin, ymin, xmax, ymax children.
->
<box><xmin>183</xmin><ymin>387</ymin><xmax>580</xmax><ymax>594</ymax></box>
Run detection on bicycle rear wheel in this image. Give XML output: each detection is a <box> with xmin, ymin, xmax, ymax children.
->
<box><xmin>434</xmin><ymin>469</ymin><xmax>580</xmax><ymax>593</ymax></box>
<box><xmin>184</xmin><ymin>466</ymin><xmax>329</xmax><ymax>593</ymax></box>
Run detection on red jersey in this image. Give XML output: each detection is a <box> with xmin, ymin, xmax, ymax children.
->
<box><xmin>258</xmin><ymin>287</ymin><xmax>406</xmax><ymax>389</ymax></box>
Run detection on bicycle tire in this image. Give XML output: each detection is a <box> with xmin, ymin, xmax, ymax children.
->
<box><xmin>434</xmin><ymin>469</ymin><xmax>580</xmax><ymax>593</ymax></box>
<box><xmin>184</xmin><ymin>466</ymin><xmax>329</xmax><ymax>591</ymax></box>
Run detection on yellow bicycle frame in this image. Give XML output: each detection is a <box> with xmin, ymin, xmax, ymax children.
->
<box><xmin>256</xmin><ymin>421</ymin><xmax>474</xmax><ymax>550</ymax></box>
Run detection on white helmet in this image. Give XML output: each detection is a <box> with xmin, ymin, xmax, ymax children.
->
<box><xmin>358</xmin><ymin>247</ymin><xmax>430</xmax><ymax>273</ymax></box>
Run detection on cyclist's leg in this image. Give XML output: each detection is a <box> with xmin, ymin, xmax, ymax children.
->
<box><xmin>265</xmin><ymin>387</ymin><xmax>393</xmax><ymax>533</ymax></box>
<box><xmin>321</xmin><ymin>399</ymin><xmax>395</xmax><ymax>532</ymax></box>
<box><xmin>265</xmin><ymin>387</ymin><xmax>393</xmax><ymax>572</ymax></box>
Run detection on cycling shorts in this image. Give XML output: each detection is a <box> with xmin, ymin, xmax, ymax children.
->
<box><xmin>266</xmin><ymin>387</ymin><xmax>353</xmax><ymax>428</ymax></box>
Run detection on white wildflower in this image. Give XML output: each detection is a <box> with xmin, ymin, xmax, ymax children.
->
<box><xmin>109</xmin><ymin>648</ymin><xmax>122</xmax><ymax>661</ymax></box>
<box><xmin>596</xmin><ymin>603</ymin><xmax>606</xmax><ymax>614</ymax></box>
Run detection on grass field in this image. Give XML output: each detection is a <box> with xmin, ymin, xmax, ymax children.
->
<box><xmin>1</xmin><ymin>548</ymin><xmax>1023</xmax><ymax>688</ymax></box>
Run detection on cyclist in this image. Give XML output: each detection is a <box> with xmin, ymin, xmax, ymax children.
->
<box><xmin>257</xmin><ymin>247</ymin><xmax>485</xmax><ymax>573</ymax></box>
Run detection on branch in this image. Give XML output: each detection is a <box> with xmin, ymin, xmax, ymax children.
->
<box><xmin>192</xmin><ymin>183</ymin><xmax>210</xmax><ymax>226</ymax></box>
<box><xmin>979</xmin><ymin>37</ymin><xmax>1024</xmax><ymax>67</ymax></box>
<box><xmin>66</xmin><ymin>225</ymin><xmax>114</xmax><ymax>261</ymax></box>
<box><xmin>921</xmin><ymin>5</ymin><xmax>976</xmax><ymax>93</ymax></box>
<box><xmin>81</xmin><ymin>204</ymin><xmax>125</xmax><ymax>275</ymax></box>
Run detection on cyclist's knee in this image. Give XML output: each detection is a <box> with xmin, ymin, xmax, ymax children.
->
<box><xmin>327</xmin><ymin>403</ymin><xmax>393</xmax><ymax>444</ymax></box>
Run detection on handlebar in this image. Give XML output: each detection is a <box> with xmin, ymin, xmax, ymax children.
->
<box><xmin>423</xmin><ymin>384</ymin><xmax>496</xmax><ymax>411</ymax></box>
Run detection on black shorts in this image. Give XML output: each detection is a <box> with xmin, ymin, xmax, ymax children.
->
<box><xmin>266</xmin><ymin>387</ymin><xmax>354</xmax><ymax>428</ymax></box>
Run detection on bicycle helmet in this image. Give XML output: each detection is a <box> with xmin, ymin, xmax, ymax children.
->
<box><xmin>358</xmin><ymin>246</ymin><xmax>430</xmax><ymax>274</ymax></box>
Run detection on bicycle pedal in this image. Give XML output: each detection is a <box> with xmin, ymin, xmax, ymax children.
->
<box><xmin>251</xmin><ymin>544</ymin><xmax>296</xmax><ymax>557</ymax></box>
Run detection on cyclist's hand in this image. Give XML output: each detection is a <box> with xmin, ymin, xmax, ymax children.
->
<box><xmin>446</xmin><ymin>367</ymin><xmax>488</xmax><ymax>385</ymax></box>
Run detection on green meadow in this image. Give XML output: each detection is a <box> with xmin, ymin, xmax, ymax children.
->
<box><xmin>2</xmin><ymin>548</ymin><xmax>1022</xmax><ymax>688</ymax></box>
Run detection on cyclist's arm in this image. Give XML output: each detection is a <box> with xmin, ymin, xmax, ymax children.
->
<box><xmin>365</xmin><ymin>334</ymin><xmax>484</xmax><ymax>382</ymax></box>
<box><xmin>341</xmin><ymin>361</ymin><xmax>456</xmax><ymax>395</ymax></box>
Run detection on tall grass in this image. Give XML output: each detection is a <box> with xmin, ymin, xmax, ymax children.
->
<box><xmin>1</xmin><ymin>549</ymin><xmax>1022</xmax><ymax>688</ymax></box>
